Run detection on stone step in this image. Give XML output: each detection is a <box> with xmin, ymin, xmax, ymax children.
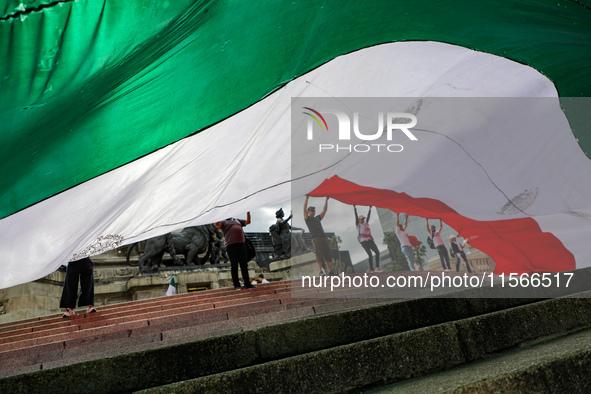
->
<box><xmin>0</xmin><ymin>298</ymin><xmax>392</xmax><ymax>378</ymax></box>
<box><xmin>0</xmin><ymin>282</ymin><xmax>290</xmax><ymax>338</ymax></box>
<box><xmin>0</xmin><ymin>282</ymin><xmax>393</xmax><ymax>377</ymax></box>
<box><xmin>0</xmin><ymin>287</ymin><xmax>543</xmax><ymax>393</ymax></box>
<box><xmin>367</xmin><ymin>326</ymin><xmax>591</xmax><ymax>393</ymax></box>
<box><xmin>0</xmin><ymin>305</ymin><xmax>309</xmax><ymax>378</ymax></box>
<box><xmin>0</xmin><ymin>275</ymin><xmax>407</xmax><ymax>348</ymax></box>
<box><xmin>0</xmin><ymin>281</ymin><xmax>290</xmax><ymax>332</ymax></box>
<box><xmin>0</xmin><ymin>282</ymin><xmax>382</xmax><ymax>347</ymax></box>
<box><xmin>0</xmin><ymin>294</ymin><xmax>350</xmax><ymax>362</ymax></box>
<box><xmin>132</xmin><ymin>294</ymin><xmax>591</xmax><ymax>394</ymax></box>
<box><xmin>0</xmin><ymin>290</ymin><xmax>281</xmax><ymax>351</ymax></box>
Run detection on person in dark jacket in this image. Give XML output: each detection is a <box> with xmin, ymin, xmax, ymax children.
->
<box><xmin>449</xmin><ymin>235</ymin><xmax>472</xmax><ymax>272</ymax></box>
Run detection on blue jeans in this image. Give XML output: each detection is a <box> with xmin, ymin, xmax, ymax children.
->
<box><xmin>401</xmin><ymin>245</ymin><xmax>415</xmax><ymax>271</ymax></box>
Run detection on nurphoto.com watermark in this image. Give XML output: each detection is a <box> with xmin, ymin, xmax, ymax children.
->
<box><xmin>301</xmin><ymin>272</ymin><xmax>576</xmax><ymax>293</ymax></box>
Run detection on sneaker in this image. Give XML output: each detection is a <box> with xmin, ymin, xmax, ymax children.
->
<box><xmin>374</xmin><ymin>267</ymin><xmax>384</xmax><ymax>273</ymax></box>
<box><xmin>62</xmin><ymin>308</ymin><xmax>75</xmax><ymax>318</ymax></box>
<box><xmin>86</xmin><ymin>305</ymin><xmax>97</xmax><ymax>314</ymax></box>
<box><xmin>234</xmin><ymin>286</ymin><xmax>242</xmax><ymax>290</ymax></box>
<box><xmin>319</xmin><ymin>271</ymin><xmax>325</xmax><ymax>276</ymax></box>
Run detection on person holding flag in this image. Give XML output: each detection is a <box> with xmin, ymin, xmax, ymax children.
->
<box><xmin>426</xmin><ymin>218</ymin><xmax>451</xmax><ymax>271</ymax></box>
<box><xmin>216</xmin><ymin>213</ymin><xmax>255</xmax><ymax>290</ymax></box>
<box><xmin>449</xmin><ymin>235</ymin><xmax>472</xmax><ymax>273</ymax></box>
<box><xmin>395</xmin><ymin>213</ymin><xmax>417</xmax><ymax>271</ymax></box>
<box><xmin>304</xmin><ymin>196</ymin><xmax>334</xmax><ymax>276</ymax></box>
<box><xmin>354</xmin><ymin>205</ymin><xmax>382</xmax><ymax>273</ymax></box>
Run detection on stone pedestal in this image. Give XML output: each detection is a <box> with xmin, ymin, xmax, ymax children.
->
<box><xmin>0</xmin><ymin>270</ymin><xmax>65</xmax><ymax>323</ymax></box>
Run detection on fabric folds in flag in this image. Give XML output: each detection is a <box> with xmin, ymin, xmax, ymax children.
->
<box><xmin>1</xmin><ymin>0</ymin><xmax>591</xmax><ymax>288</ymax></box>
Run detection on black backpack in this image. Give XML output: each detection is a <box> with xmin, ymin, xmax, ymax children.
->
<box><xmin>426</xmin><ymin>235</ymin><xmax>436</xmax><ymax>249</ymax></box>
<box><xmin>245</xmin><ymin>237</ymin><xmax>256</xmax><ymax>260</ymax></box>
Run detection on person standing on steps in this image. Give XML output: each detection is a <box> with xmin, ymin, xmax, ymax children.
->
<box><xmin>354</xmin><ymin>205</ymin><xmax>382</xmax><ymax>273</ymax></box>
<box><xmin>426</xmin><ymin>218</ymin><xmax>451</xmax><ymax>271</ymax></box>
<box><xmin>216</xmin><ymin>213</ymin><xmax>255</xmax><ymax>290</ymax></box>
<box><xmin>395</xmin><ymin>213</ymin><xmax>416</xmax><ymax>271</ymax></box>
<box><xmin>449</xmin><ymin>235</ymin><xmax>472</xmax><ymax>273</ymax></box>
<box><xmin>60</xmin><ymin>256</ymin><xmax>97</xmax><ymax>318</ymax></box>
<box><xmin>304</xmin><ymin>195</ymin><xmax>334</xmax><ymax>276</ymax></box>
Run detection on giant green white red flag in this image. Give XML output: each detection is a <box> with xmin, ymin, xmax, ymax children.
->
<box><xmin>1</xmin><ymin>0</ymin><xmax>590</xmax><ymax>288</ymax></box>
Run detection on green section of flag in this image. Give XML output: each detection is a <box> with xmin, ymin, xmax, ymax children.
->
<box><xmin>2</xmin><ymin>0</ymin><xmax>590</xmax><ymax>219</ymax></box>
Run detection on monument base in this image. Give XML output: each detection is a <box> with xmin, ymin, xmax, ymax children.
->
<box><xmin>269</xmin><ymin>252</ymin><xmax>318</xmax><ymax>279</ymax></box>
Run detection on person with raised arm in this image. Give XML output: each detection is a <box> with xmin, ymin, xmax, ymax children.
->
<box><xmin>426</xmin><ymin>218</ymin><xmax>451</xmax><ymax>271</ymax></box>
<box><xmin>354</xmin><ymin>205</ymin><xmax>382</xmax><ymax>272</ymax></box>
<box><xmin>395</xmin><ymin>213</ymin><xmax>416</xmax><ymax>271</ymax></box>
<box><xmin>304</xmin><ymin>195</ymin><xmax>333</xmax><ymax>276</ymax></box>
<box><xmin>216</xmin><ymin>212</ymin><xmax>255</xmax><ymax>289</ymax></box>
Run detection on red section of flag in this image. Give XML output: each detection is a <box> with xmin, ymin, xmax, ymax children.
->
<box><xmin>310</xmin><ymin>176</ymin><xmax>575</xmax><ymax>274</ymax></box>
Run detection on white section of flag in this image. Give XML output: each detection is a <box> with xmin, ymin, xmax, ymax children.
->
<box><xmin>1</xmin><ymin>41</ymin><xmax>582</xmax><ymax>289</ymax></box>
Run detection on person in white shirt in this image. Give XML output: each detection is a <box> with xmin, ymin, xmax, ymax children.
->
<box><xmin>258</xmin><ymin>274</ymin><xmax>270</xmax><ymax>284</ymax></box>
<box><xmin>354</xmin><ymin>205</ymin><xmax>382</xmax><ymax>272</ymax></box>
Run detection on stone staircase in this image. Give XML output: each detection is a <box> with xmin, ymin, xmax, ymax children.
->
<box><xmin>1</xmin><ymin>271</ymin><xmax>591</xmax><ymax>393</ymax></box>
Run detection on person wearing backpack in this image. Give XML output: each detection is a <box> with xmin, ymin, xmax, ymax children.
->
<box><xmin>426</xmin><ymin>218</ymin><xmax>451</xmax><ymax>271</ymax></box>
<box><xmin>216</xmin><ymin>213</ymin><xmax>255</xmax><ymax>290</ymax></box>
